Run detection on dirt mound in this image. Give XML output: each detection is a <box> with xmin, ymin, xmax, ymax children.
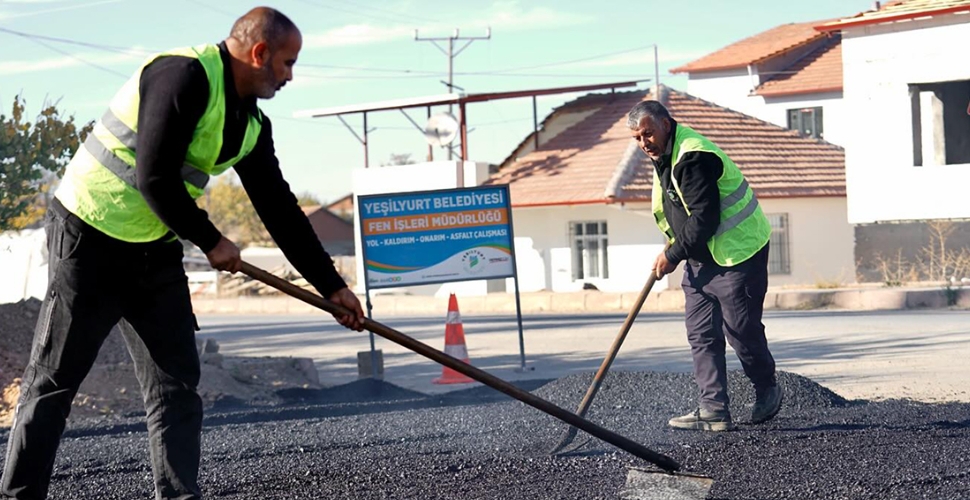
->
<box><xmin>1</xmin><ymin>299</ymin><xmax>324</xmax><ymax>427</ymax></box>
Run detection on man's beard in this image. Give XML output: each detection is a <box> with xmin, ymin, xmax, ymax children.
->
<box><xmin>255</xmin><ymin>63</ymin><xmax>278</xmax><ymax>99</ymax></box>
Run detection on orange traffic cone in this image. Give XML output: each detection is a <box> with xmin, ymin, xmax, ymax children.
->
<box><xmin>433</xmin><ymin>294</ymin><xmax>475</xmax><ymax>385</ymax></box>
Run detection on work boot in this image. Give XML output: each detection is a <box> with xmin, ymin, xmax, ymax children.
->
<box><xmin>752</xmin><ymin>384</ymin><xmax>783</xmax><ymax>424</ymax></box>
<box><xmin>667</xmin><ymin>408</ymin><xmax>734</xmax><ymax>432</ymax></box>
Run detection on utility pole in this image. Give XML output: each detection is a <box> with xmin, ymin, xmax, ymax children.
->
<box><xmin>414</xmin><ymin>27</ymin><xmax>491</xmax><ymax>159</ymax></box>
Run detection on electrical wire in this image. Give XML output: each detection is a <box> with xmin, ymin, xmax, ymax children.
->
<box><xmin>315</xmin><ymin>0</ymin><xmax>439</xmax><ymax>23</ymax></box>
<box><xmin>2</xmin><ymin>31</ymin><xmax>130</xmax><ymax>79</ymax></box>
<box><xmin>290</xmin><ymin>0</ymin><xmax>409</xmax><ymax>25</ymax></box>
<box><xmin>0</xmin><ymin>26</ymin><xmax>152</xmax><ymax>55</ymax></box>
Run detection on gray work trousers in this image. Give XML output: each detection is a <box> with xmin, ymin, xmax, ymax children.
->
<box><xmin>682</xmin><ymin>244</ymin><xmax>776</xmax><ymax>412</ymax></box>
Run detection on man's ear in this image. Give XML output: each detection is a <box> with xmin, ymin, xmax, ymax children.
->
<box><xmin>251</xmin><ymin>41</ymin><xmax>270</xmax><ymax>67</ymax></box>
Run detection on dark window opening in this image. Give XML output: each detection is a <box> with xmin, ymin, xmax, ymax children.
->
<box><xmin>787</xmin><ymin>107</ymin><xmax>824</xmax><ymax>139</ymax></box>
<box><xmin>910</xmin><ymin>80</ymin><xmax>970</xmax><ymax>166</ymax></box>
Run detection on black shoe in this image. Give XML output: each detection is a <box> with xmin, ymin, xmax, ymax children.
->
<box><xmin>752</xmin><ymin>385</ymin><xmax>783</xmax><ymax>424</ymax></box>
<box><xmin>667</xmin><ymin>408</ymin><xmax>735</xmax><ymax>432</ymax></box>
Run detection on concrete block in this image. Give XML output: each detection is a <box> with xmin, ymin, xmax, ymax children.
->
<box><xmin>456</xmin><ymin>296</ymin><xmax>487</xmax><ymax>314</ymax></box>
<box><xmin>774</xmin><ymin>291</ymin><xmax>833</xmax><ymax>310</ymax></box>
<box><xmin>191</xmin><ymin>298</ymin><xmax>215</xmax><ymax>314</ymax></box>
<box><xmin>906</xmin><ymin>289</ymin><xmax>949</xmax><ymax>309</ymax></box>
<box><xmin>357</xmin><ymin>349</ymin><xmax>384</xmax><ymax>380</ymax></box>
<box><xmin>202</xmin><ymin>338</ymin><xmax>219</xmax><ymax>354</ymax></box>
<box><xmin>955</xmin><ymin>288</ymin><xmax>970</xmax><ymax>308</ymax></box>
<box><xmin>225</xmin><ymin>356</ymin><xmax>321</xmax><ymax>386</ymax></box>
<box><xmin>518</xmin><ymin>293</ymin><xmax>552</xmax><ymax>313</ymax></box>
<box><xmin>860</xmin><ymin>289</ymin><xmax>908</xmax><ymax>310</ymax></box>
<box><xmin>656</xmin><ymin>290</ymin><xmax>686</xmax><ymax>311</ymax></box>
<box><xmin>483</xmin><ymin>294</ymin><xmax>516</xmax><ymax>313</ymax></box>
<box><xmin>830</xmin><ymin>290</ymin><xmax>863</xmax><ymax>309</ymax></box>
<box><xmin>201</xmin><ymin>352</ymin><xmax>223</xmax><ymax>368</ymax></box>
<box><xmin>762</xmin><ymin>291</ymin><xmax>778</xmax><ymax>310</ymax></box>
<box><xmin>286</xmin><ymin>298</ymin><xmax>318</xmax><ymax>315</ymax></box>
<box><xmin>550</xmin><ymin>292</ymin><xmax>587</xmax><ymax>312</ymax></box>
<box><xmin>620</xmin><ymin>292</ymin><xmax>642</xmax><ymax>312</ymax></box>
<box><xmin>257</xmin><ymin>297</ymin><xmax>289</xmax><ymax>314</ymax></box>
<box><xmin>583</xmin><ymin>292</ymin><xmax>622</xmax><ymax>312</ymax></box>
<box><xmin>213</xmin><ymin>298</ymin><xmax>242</xmax><ymax>314</ymax></box>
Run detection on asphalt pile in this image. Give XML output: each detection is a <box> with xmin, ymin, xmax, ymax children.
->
<box><xmin>3</xmin><ymin>369</ymin><xmax>968</xmax><ymax>499</ymax></box>
<box><xmin>0</xmin><ymin>299</ymin><xmax>134</xmax><ymax>424</ymax></box>
<box><xmin>0</xmin><ymin>300</ymin><xmax>324</xmax><ymax>427</ymax></box>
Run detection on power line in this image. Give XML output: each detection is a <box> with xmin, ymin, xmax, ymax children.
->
<box><xmin>290</xmin><ymin>0</ymin><xmax>409</xmax><ymax>25</ymax></box>
<box><xmin>0</xmin><ymin>0</ymin><xmax>123</xmax><ymax>21</ymax></box>
<box><xmin>317</xmin><ymin>0</ymin><xmax>439</xmax><ymax>23</ymax></box>
<box><xmin>182</xmin><ymin>0</ymin><xmax>236</xmax><ymax>18</ymax></box>
<box><xmin>297</xmin><ymin>43</ymin><xmax>665</xmax><ymax>79</ymax></box>
<box><xmin>0</xmin><ymin>27</ymin><xmax>130</xmax><ymax>79</ymax></box>
<box><xmin>22</xmin><ymin>36</ymin><xmax>129</xmax><ymax>79</ymax></box>
<box><xmin>295</xmin><ymin>70</ymin><xmax>654</xmax><ymax>81</ymax></box>
<box><xmin>297</xmin><ymin>62</ymin><xmax>439</xmax><ymax>75</ymax></box>
<box><xmin>0</xmin><ymin>26</ymin><xmax>152</xmax><ymax>55</ymax></box>
<box><xmin>480</xmin><ymin>44</ymin><xmax>660</xmax><ymax>75</ymax></box>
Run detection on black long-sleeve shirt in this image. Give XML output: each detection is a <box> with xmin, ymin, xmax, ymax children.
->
<box><xmin>653</xmin><ymin>122</ymin><xmax>723</xmax><ymax>265</ymax></box>
<box><xmin>134</xmin><ymin>42</ymin><xmax>347</xmax><ymax>296</ymax></box>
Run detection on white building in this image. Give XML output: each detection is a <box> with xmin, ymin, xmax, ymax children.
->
<box><xmin>487</xmin><ymin>85</ymin><xmax>854</xmax><ymax>292</ymax></box>
<box><xmin>818</xmin><ymin>0</ymin><xmax>970</xmax><ymax>223</ymax></box>
<box><xmin>671</xmin><ymin>19</ymin><xmax>847</xmax><ymax>147</ymax></box>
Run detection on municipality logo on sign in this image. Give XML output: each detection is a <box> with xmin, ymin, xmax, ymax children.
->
<box><xmin>461</xmin><ymin>249</ymin><xmax>487</xmax><ymax>274</ymax></box>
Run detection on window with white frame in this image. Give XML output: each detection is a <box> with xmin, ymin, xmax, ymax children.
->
<box><xmin>766</xmin><ymin>214</ymin><xmax>791</xmax><ymax>275</ymax></box>
<box><xmin>787</xmin><ymin>107</ymin><xmax>824</xmax><ymax>140</ymax></box>
<box><xmin>569</xmin><ymin>221</ymin><xmax>609</xmax><ymax>280</ymax></box>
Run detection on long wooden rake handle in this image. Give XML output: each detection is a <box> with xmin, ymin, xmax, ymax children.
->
<box><xmin>551</xmin><ymin>271</ymin><xmax>658</xmax><ymax>453</ymax></box>
<box><xmin>239</xmin><ymin>261</ymin><xmax>681</xmax><ymax>472</ymax></box>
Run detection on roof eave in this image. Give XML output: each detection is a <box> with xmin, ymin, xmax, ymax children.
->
<box><xmin>755</xmin><ymin>85</ymin><xmax>843</xmax><ymax>97</ymax></box>
<box><xmin>670</xmin><ymin>63</ymin><xmax>748</xmax><ymax>75</ymax></box>
<box><xmin>511</xmin><ymin>199</ymin><xmax>613</xmax><ymax>209</ymax></box>
<box><xmin>671</xmin><ymin>32</ymin><xmax>828</xmax><ymax>75</ymax></box>
<box><xmin>816</xmin><ymin>5</ymin><xmax>970</xmax><ymax>32</ymax></box>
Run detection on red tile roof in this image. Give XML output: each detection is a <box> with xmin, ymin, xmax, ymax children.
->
<box><xmin>755</xmin><ymin>37</ymin><xmax>842</xmax><ymax>97</ymax></box>
<box><xmin>670</xmin><ymin>20</ymin><xmax>829</xmax><ymax>74</ymax></box>
<box><xmin>301</xmin><ymin>205</ymin><xmax>355</xmax><ymax>242</ymax></box>
<box><xmin>486</xmin><ymin>85</ymin><xmax>845</xmax><ymax>207</ymax></box>
<box><xmin>818</xmin><ymin>0</ymin><xmax>970</xmax><ymax>31</ymax></box>
<box><xmin>486</xmin><ymin>91</ymin><xmax>646</xmax><ymax>207</ymax></box>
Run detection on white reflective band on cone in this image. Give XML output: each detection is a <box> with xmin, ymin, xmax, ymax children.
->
<box><xmin>444</xmin><ymin>344</ymin><xmax>469</xmax><ymax>360</ymax></box>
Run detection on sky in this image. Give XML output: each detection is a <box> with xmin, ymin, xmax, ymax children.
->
<box><xmin>0</xmin><ymin>0</ymin><xmax>873</xmax><ymax>205</ymax></box>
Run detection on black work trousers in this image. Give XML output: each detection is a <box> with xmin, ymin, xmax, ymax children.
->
<box><xmin>681</xmin><ymin>244</ymin><xmax>776</xmax><ymax>412</ymax></box>
<box><xmin>1</xmin><ymin>199</ymin><xmax>203</xmax><ymax>500</ymax></box>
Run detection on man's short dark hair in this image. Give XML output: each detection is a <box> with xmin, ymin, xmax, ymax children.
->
<box><xmin>627</xmin><ymin>100</ymin><xmax>672</xmax><ymax>129</ymax></box>
<box><xmin>230</xmin><ymin>7</ymin><xmax>298</xmax><ymax>49</ymax></box>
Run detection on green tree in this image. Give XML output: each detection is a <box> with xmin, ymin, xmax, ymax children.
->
<box><xmin>295</xmin><ymin>191</ymin><xmax>321</xmax><ymax>207</ymax></box>
<box><xmin>200</xmin><ymin>173</ymin><xmax>271</xmax><ymax>247</ymax></box>
<box><xmin>0</xmin><ymin>96</ymin><xmax>93</xmax><ymax>230</ymax></box>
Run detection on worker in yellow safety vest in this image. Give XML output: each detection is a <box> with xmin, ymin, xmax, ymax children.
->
<box><xmin>627</xmin><ymin>99</ymin><xmax>782</xmax><ymax>432</ymax></box>
<box><xmin>1</xmin><ymin>8</ymin><xmax>364</xmax><ymax>499</ymax></box>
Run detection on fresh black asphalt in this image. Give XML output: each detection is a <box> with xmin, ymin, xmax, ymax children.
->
<box><xmin>2</xmin><ymin>370</ymin><xmax>969</xmax><ymax>499</ymax></box>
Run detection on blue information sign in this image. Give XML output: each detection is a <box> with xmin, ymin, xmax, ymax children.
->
<box><xmin>357</xmin><ymin>185</ymin><xmax>515</xmax><ymax>289</ymax></box>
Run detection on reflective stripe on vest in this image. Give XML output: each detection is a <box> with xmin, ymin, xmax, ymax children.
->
<box><xmin>94</xmin><ymin>110</ymin><xmax>210</xmax><ymax>190</ymax></box>
<box><xmin>651</xmin><ymin>124</ymin><xmax>770</xmax><ymax>267</ymax></box>
<box><xmin>54</xmin><ymin>43</ymin><xmax>262</xmax><ymax>243</ymax></box>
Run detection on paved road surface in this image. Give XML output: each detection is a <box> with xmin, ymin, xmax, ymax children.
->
<box><xmin>198</xmin><ymin>309</ymin><xmax>970</xmax><ymax>402</ymax></box>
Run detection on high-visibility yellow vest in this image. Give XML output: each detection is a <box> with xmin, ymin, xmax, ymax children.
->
<box><xmin>55</xmin><ymin>43</ymin><xmax>262</xmax><ymax>242</ymax></box>
<box><xmin>652</xmin><ymin>124</ymin><xmax>771</xmax><ymax>266</ymax></box>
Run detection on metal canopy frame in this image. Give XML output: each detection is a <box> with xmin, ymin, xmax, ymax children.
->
<box><xmin>293</xmin><ymin>80</ymin><xmax>648</xmax><ymax>167</ymax></box>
